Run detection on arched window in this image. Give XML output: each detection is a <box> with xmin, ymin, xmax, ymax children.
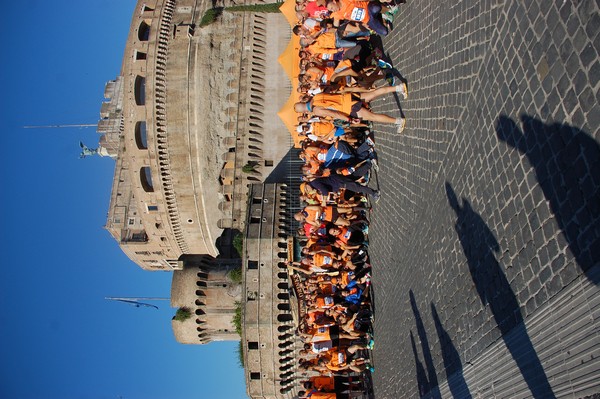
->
<box><xmin>140</xmin><ymin>167</ymin><xmax>154</xmax><ymax>192</ymax></box>
<box><xmin>134</xmin><ymin>76</ymin><xmax>146</xmax><ymax>105</ymax></box>
<box><xmin>135</xmin><ymin>122</ymin><xmax>148</xmax><ymax>149</ymax></box>
<box><xmin>138</xmin><ymin>21</ymin><xmax>151</xmax><ymax>41</ymax></box>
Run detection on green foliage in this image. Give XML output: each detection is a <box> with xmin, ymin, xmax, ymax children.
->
<box><xmin>173</xmin><ymin>307</ymin><xmax>192</xmax><ymax>321</ymax></box>
<box><xmin>232</xmin><ymin>301</ymin><xmax>243</xmax><ymax>336</ymax></box>
<box><xmin>226</xmin><ymin>2</ymin><xmax>282</xmax><ymax>13</ymax></box>
<box><xmin>228</xmin><ymin>267</ymin><xmax>243</xmax><ymax>284</ymax></box>
<box><xmin>241</xmin><ymin>162</ymin><xmax>257</xmax><ymax>173</ymax></box>
<box><xmin>233</xmin><ymin>233</ymin><xmax>244</xmax><ymax>256</ymax></box>
<box><xmin>199</xmin><ymin>7</ymin><xmax>223</xmax><ymax>27</ymax></box>
<box><xmin>236</xmin><ymin>340</ymin><xmax>245</xmax><ymax>368</ymax></box>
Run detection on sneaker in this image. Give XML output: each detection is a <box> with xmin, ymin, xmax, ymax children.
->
<box><xmin>372</xmin><ymin>190</ymin><xmax>381</xmax><ymax>203</ymax></box>
<box><xmin>367</xmin><ymin>339</ymin><xmax>375</xmax><ymax>350</ymax></box>
<box><xmin>396</xmin><ymin>118</ymin><xmax>406</xmax><ymax>134</ymax></box>
<box><xmin>364</xmin><ymin>136</ymin><xmax>375</xmax><ymax>147</ymax></box>
<box><xmin>395</xmin><ymin>82</ymin><xmax>408</xmax><ymax>99</ymax></box>
<box><xmin>377</xmin><ymin>59</ymin><xmax>393</xmax><ymax>69</ymax></box>
<box><xmin>387</xmin><ymin>4</ymin><xmax>400</xmax><ymax>15</ymax></box>
<box><xmin>370</xmin><ymin>158</ymin><xmax>379</xmax><ymax>172</ymax></box>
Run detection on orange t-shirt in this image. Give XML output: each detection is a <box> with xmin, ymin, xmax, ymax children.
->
<box><xmin>308</xmin><ymin>392</ymin><xmax>337</xmax><ymax>399</ymax></box>
<box><xmin>312</xmin><ymin>93</ymin><xmax>353</xmax><ymax>115</ymax></box>
<box><xmin>314</xmin><ymin>295</ymin><xmax>335</xmax><ymax>309</ymax></box>
<box><xmin>303</xmin><ymin>206</ymin><xmax>323</xmax><ymax>224</ymax></box>
<box><xmin>306</xmin><ymin>32</ymin><xmax>339</xmax><ymax>60</ymax></box>
<box><xmin>330</xmin><ymin>271</ymin><xmax>351</xmax><ymax>286</ymax></box>
<box><xmin>308</xmin><ymin>66</ymin><xmax>335</xmax><ymax>85</ymax></box>
<box><xmin>313</xmin><ymin>251</ymin><xmax>335</xmax><ymax>268</ymax></box>
<box><xmin>332</xmin><ymin>0</ymin><xmax>370</xmax><ymax>24</ymax></box>
<box><xmin>306</xmin><ymin>310</ymin><xmax>326</xmax><ymax>325</ymax></box>
<box><xmin>306</xmin><ymin>66</ymin><xmax>334</xmax><ymax>85</ymax></box>
<box><xmin>312</xmin><ymin>32</ymin><xmax>337</xmax><ymax>50</ymax></box>
<box><xmin>322</xmin><ymin>206</ymin><xmax>334</xmax><ymax>221</ymax></box>
<box><xmin>334</xmin><ymin>226</ymin><xmax>353</xmax><ymax>244</ymax></box>
<box><xmin>327</xmin><ymin>349</ymin><xmax>347</xmax><ymax>368</ymax></box>
<box><xmin>311</xmin><ymin>121</ymin><xmax>336</xmax><ymax>140</ymax></box>
<box><xmin>310</xmin><ymin>376</ymin><xmax>335</xmax><ymax>391</ymax></box>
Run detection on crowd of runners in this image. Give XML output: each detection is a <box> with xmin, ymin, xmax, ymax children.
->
<box><xmin>285</xmin><ymin>0</ymin><xmax>406</xmax><ymax>397</ymax></box>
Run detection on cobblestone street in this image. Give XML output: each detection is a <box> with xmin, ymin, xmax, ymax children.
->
<box><xmin>368</xmin><ymin>0</ymin><xmax>600</xmax><ymax>397</ymax></box>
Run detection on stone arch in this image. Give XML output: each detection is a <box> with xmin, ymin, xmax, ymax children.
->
<box><xmin>135</xmin><ymin>121</ymin><xmax>148</xmax><ymax>149</ymax></box>
<box><xmin>134</xmin><ymin>76</ymin><xmax>146</xmax><ymax>105</ymax></box>
<box><xmin>138</xmin><ymin>20</ymin><xmax>151</xmax><ymax>41</ymax></box>
<box><xmin>139</xmin><ymin>167</ymin><xmax>154</xmax><ymax>192</ymax></box>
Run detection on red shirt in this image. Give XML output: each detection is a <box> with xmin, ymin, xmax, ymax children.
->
<box><xmin>305</xmin><ymin>1</ymin><xmax>330</xmax><ymax>19</ymax></box>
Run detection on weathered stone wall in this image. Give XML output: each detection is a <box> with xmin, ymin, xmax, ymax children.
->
<box><xmin>243</xmin><ymin>184</ymin><xmax>298</xmax><ymax>399</ymax></box>
<box><xmin>171</xmin><ymin>255</ymin><xmax>242</xmax><ymax>344</ymax></box>
<box><xmin>104</xmin><ymin>0</ymin><xmax>293</xmax><ymax>271</ymax></box>
<box><xmin>105</xmin><ymin>0</ymin><xmax>183</xmax><ymax>270</ymax></box>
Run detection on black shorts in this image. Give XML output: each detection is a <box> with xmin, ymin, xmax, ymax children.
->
<box><xmin>330</xmin><ymin>325</ymin><xmax>340</xmax><ymax>346</ymax></box>
<box><xmin>349</xmin><ymin>100</ymin><xmax>364</xmax><ymax>118</ymax></box>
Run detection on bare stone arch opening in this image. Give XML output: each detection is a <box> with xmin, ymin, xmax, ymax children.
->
<box><xmin>134</xmin><ymin>76</ymin><xmax>146</xmax><ymax>105</ymax></box>
<box><xmin>135</xmin><ymin>121</ymin><xmax>148</xmax><ymax>149</ymax></box>
<box><xmin>138</xmin><ymin>20</ymin><xmax>151</xmax><ymax>41</ymax></box>
<box><xmin>140</xmin><ymin>167</ymin><xmax>154</xmax><ymax>192</ymax></box>
<box><xmin>277</xmin><ymin>303</ymin><xmax>291</xmax><ymax>311</ymax></box>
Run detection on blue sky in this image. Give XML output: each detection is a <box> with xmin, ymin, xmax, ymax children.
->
<box><xmin>0</xmin><ymin>1</ymin><xmax>247</xmax><ymax>398</ymax></box>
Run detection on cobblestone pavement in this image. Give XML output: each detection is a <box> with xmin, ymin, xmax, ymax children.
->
<box><xmin>367</xmin><ymin>0</ymin><xmax>600</xmax><ymax>398</ymax></box>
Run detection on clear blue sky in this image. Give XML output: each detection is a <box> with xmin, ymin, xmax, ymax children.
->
<box><xmin>0</xmin><ymin>1</ymin><xmax>247</xmax><ymax>398</ymax></box>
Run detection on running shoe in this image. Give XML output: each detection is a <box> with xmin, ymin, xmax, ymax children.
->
<box><xmin>396</xmin><ymin>118</ymin><xmax>406</xmax><ymax>134</ymax></box>
<box><xmin>372</xmin><ymin>190</ymin><xmax>381</xmax><ymax>203</ymax></box>
<box><xmin>370</xmin><ymin>158</ymin><xmax>379</xmax><ymax>172</ymax></box>
<box><xmin>377</xmin><ymin>59</ymin><xmax>393</xmax><ymax>69</ymax></box>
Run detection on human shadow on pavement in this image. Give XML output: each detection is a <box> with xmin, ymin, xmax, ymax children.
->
<box><xmin>410</xmin><ymin>330</ymin><xmax>431</xmax><ymax>396</ymax></box>
<box><xmin>409</xmin><ymin>290</ymin><xmax>440</xmax><ymax>398</ymax></box>
<box><xmin>445</xmin><ymin>182</ymin><xmax>555</xmax><ymax>399</ymax></box>
<box><xmin>430</xmin><ymin>303</ymin><xmax>472</xmax><ymax>399</ymax></box>
<box><xmin>496</xmin><ymin>115</ymin><xmax>600</xmax><ymax>284</ymax></box>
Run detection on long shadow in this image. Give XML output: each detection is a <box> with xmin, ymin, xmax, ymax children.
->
<box><xmin>430</xmin><ymin>303</ymin><xmax>472</xmax><ymax>399</ymax></box>
<box><xmin>214</xmin><ymin>228</ymin><xmax>242</xmax><ymax>258</ymax></box>
<box><xmin>264</xmin><ymin>147</ymin><xmax>302</xmax><ymax>184</ymax></box>
<box><xmin>410</xmin><ymin>330</ymin><xmax>431</xmax><ymax>396</ymax></box>
<box><xmin>445</xmin><ymin>182</ymin><xmax>555</xmax><ymax>399</ymax></box>
<box><xmin>409</xmin><ymin>290</ymin><xmax>439</xmax><ymax>398</ymax></box>
<box><xmin>496</xmin><ymin>115</ymin><xmax>600</xmax><ymax>284</ymax></box>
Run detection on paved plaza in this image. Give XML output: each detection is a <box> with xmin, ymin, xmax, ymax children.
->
<box><xmin>368</xmin><ymin>0</ymin><xmax>600</xmax><ymax>398</ymax></box>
